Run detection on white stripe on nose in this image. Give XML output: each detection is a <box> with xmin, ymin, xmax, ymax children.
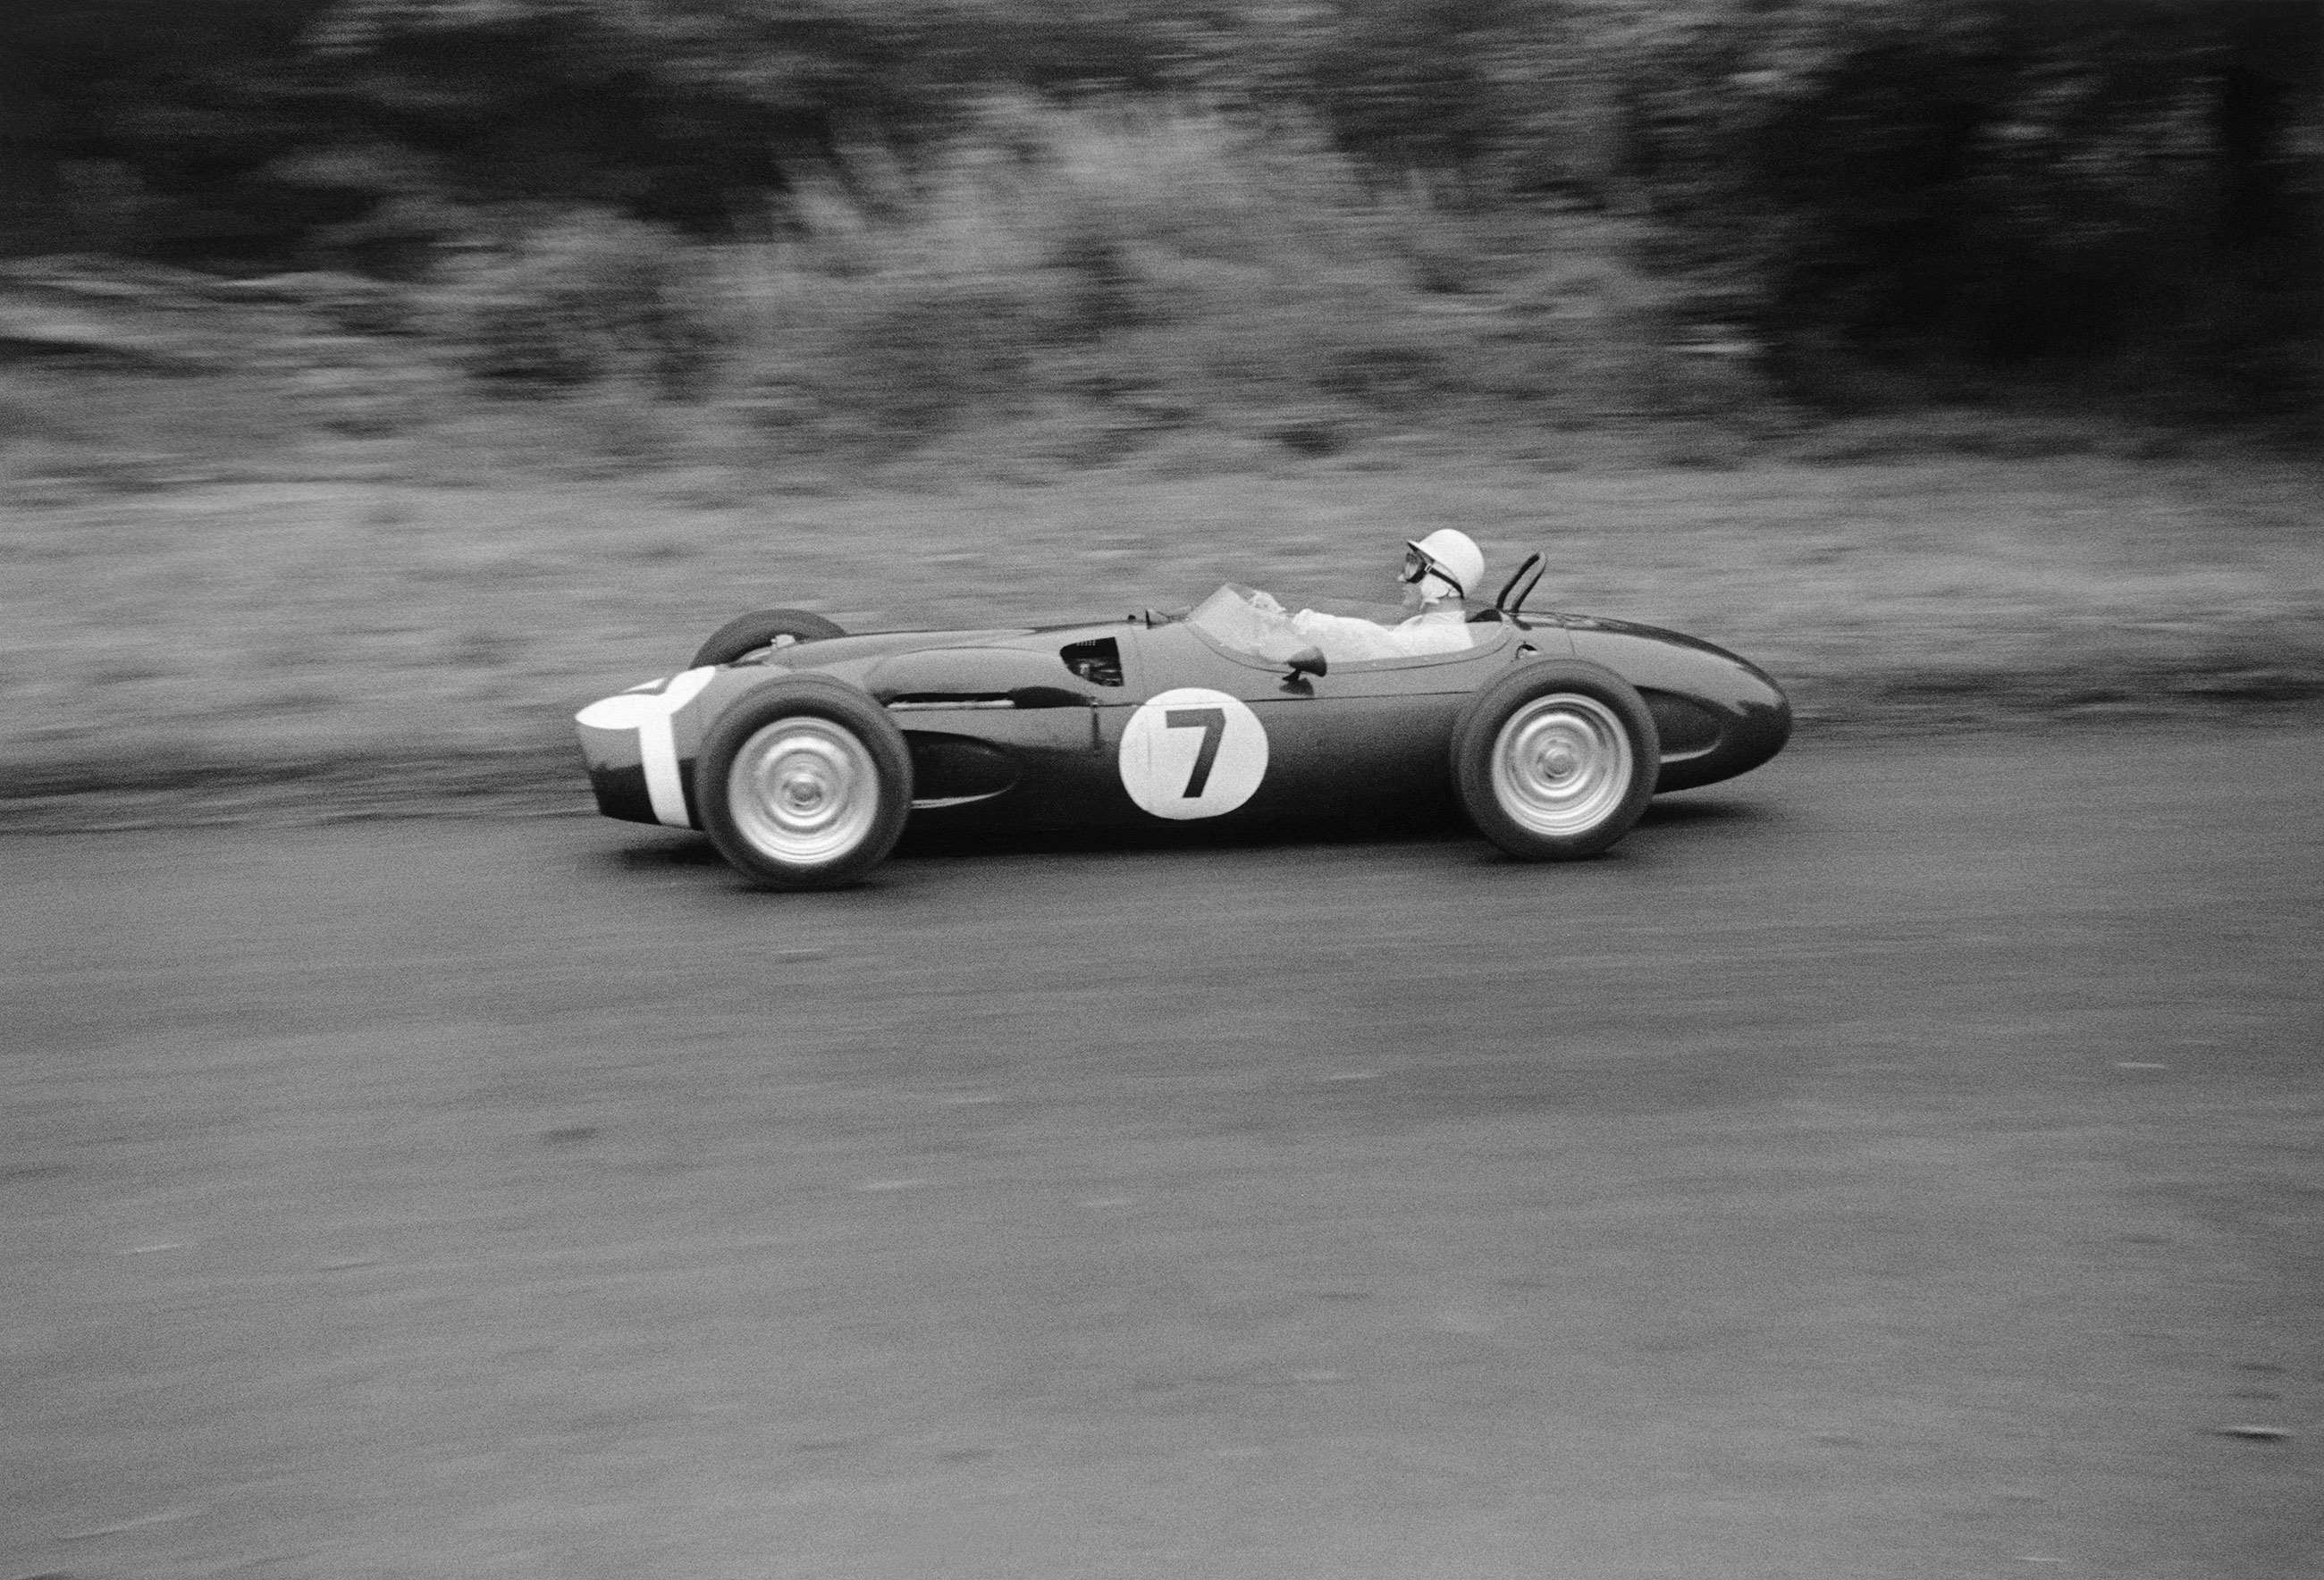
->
<box><xmin>577</xmin><ymin>667</ymin><xmax>719</xmax><ymax>826</ymax></box>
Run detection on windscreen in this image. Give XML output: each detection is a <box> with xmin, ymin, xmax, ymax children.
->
<box><xmin>1185</xmin><ymin>584</ymin><xmax>1298</xmax><ymax>659</ymax></box>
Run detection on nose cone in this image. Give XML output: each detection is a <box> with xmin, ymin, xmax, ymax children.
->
<box><xmin>575</xmin><ymin>669</ymin><xmax>720</xmax><ymax>828</ymax></box>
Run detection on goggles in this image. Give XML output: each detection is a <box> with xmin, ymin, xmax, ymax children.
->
<box><xmin>1401</xmin><ymin>543</ymin><xmax>1463</xmax><ymax>598</ymax></box>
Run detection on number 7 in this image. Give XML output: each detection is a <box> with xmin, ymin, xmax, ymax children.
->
<box><xmin>1164</xmin><ymin>707</ymin><xmax>1226</xmax><ymax>797</ymax></box>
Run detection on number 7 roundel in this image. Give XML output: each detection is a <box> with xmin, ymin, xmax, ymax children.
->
<box><xmin>1117</xmin><ymin>687</ymin><xmax>1269</xmax><ymax>819</ymax></box>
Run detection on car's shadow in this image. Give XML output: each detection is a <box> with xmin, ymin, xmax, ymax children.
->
<box><xmin>608</xmin><ymin>835</ymin><xmax>732</xmax><ymax>871</ymax></box>
<box><xmin>599</xmin><ymin>793</ymin><xmax>1776</xmax><ymax>878</ymax></box>
<box><xmin>1636</xmin><ymin>794</ymin><xmax>1767</xmax><ymax>831</ymax></box>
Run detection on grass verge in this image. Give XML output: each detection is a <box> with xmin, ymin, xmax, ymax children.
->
<box><xmin>5</xmin><ymin>450</ymin><xmax>2319</xmax><ymax>829</ymax></box>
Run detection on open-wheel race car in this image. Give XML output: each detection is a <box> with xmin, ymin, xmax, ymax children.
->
<box><xmin>575</xmin><ymin>556</ymin><xmax>1790</xmax><ymax>889</ymax></box>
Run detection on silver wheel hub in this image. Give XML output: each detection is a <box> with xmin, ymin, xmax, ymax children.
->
<box><xmin>1491</xmin><ymin>693</ymin><xmax>1635</xmax><ymax>837</ymax></box>
<box><xmin>728</xmin><ymin>717</ymin><xmax>879</xmax><ymax>866</ymax></box>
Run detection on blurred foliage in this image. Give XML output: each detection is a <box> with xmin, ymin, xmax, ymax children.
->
<box><xmin>683</xmin><ymin>103</ymin><xmax>1706</xmax><ymax>454</ymax></box>
<box><xmin>0</xmin><ymin>0</ymin><xmax>2314</xmax><ymax>422</ymax></box>
<box><xmin>424</xmin><ymin>209</ymin><xmax>717</xmax><ymax>394</ymax></box>
<box><xmin>1606</xmin><ymin>0</ymin><xmax>2320</xmax><ymax>416</ymax></box>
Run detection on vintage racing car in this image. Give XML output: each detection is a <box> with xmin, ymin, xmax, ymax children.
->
<box><xmin>575</xmin><ymin>559</ymin><xmax>1790</xmax><ymax>888</ymax></box>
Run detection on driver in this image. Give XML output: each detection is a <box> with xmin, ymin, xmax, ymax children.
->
<box><xmin>1258</xmin><ymin>529</ymin><xmax>1486</xmax><ymax>662</ymax></box>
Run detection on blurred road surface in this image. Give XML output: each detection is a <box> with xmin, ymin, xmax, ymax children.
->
<box><xmin>4</xmin><ymin>728</ymin><xmax>2320</xmax><ymax>1580</ymax></box>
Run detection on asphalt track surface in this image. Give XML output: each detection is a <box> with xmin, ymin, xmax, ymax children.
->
<box><xmin>5</xmin><ymin>727</ymin><xmax>2320</xmax><ymax>1580</ymax></box>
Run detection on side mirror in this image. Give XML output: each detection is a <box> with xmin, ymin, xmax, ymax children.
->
<box><xmin>1283</xmin><ymin>646</ymin><xmax>1327</xmax><ymax>681</ymax></box>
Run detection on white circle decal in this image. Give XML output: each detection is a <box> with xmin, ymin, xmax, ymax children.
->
<box><xmin>1118</xmin><ymin>688</ymin><xmax>1268</xmax><ymax>819</ymax></box>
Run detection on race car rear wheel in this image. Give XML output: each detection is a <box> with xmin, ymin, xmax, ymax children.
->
<box><xmin>1453</xmin><ymin>660</ymin><xmax>1659</xmax><ymax>861</ymax></box>
<box><xmin>691</xmin><ymin>609</ymin><xmax>847</xmax><ymax>668</ymax></box>
<box><xmin>695</xmin><ymin>676</ymin><xmax>911</xmax><ymax>889</ymax></box>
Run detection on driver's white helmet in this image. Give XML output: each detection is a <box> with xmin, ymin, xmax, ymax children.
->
<box><xmin>1402</xmin><ymin>529</ymin><xmax>1485</xmax><ymax>603</ymax></box>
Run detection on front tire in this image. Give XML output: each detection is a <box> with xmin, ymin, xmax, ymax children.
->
<box><xmin>695</xmin><ymin>676</ymin><xmax>911</xmax><ymax>889</ymax></box>
<box><xmin>1452</xmin><ymin>660</ymin><xmax>1659</xmax><ymax>861</ymax></box>
<box><xmin>691</xmin><ymin>609</ymin><xmax>847</xmax><ymax>668</ymax></box>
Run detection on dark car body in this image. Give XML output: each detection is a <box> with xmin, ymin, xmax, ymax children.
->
<box><xmin>576</xmin><ymin>600</ymin><xmax>1790</xmax><ymax>838</ymax></box>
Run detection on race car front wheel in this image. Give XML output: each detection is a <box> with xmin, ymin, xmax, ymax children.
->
<box><xmin>1453</xmin><ymin>660</ymin><xmax>1659</xmax><ymax>861</ymax></box>
<box><xmin>691</xmin><ymin>608</ymin><xmax>847</xmax><ymax>668</ymax></box>
<box><xmin>695</xmin><ymin>676</ymin><xmax>912</xmax><ymax>889</ymax></box>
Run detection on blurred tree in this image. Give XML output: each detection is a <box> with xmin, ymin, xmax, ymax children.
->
<box><xmin>303</xmin><ymin>1</ymin><xmax>1203</xmax><ymax>232</ymax></box>
<box><xmin>0</xmin><ymin>0</ymin><xmax>337</xmax><ymax>259</ymax></box>
<box><xmin>1605</xmin><ymin>0</ymin><xmax>2319</xmax><ymax>407</ymax></box>
<box><xmin>0</xmin><ymin>0</ymin><xmax>2308</xmax><ymax>413</ymax></box>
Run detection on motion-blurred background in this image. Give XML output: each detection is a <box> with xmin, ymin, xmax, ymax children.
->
<box><xmin>7</xmin><ymin>0</ymin><xmax>2317</xmax><ymax>450</ymax></box>
<box><xmin>2</xmin><ymin>0</ymin><xmax>2318</xmax><ymax>816</ymax></box>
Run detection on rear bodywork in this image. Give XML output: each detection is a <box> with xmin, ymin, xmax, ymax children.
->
<box><xmin>576</xmin><ymin>607</ymin><xmax>1789</xmax><ymax>834</ymax></box>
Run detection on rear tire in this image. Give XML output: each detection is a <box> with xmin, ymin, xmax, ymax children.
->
<box><xmin>692</xmin><ymin>609</ymin><xmax>846</xmax><ymax>668</ymax></box>
<box><xmin>695</xmin><ymin>676</ymin><xmax>911</xmax><ymax>889</ymax></box>
<box><xmin>1452</xmin><ymin>660</ymin><xmax>1658</xmax><ymax>861</ymax></box>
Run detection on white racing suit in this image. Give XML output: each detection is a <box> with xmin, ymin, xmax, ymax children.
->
<box><xmin>1290</xmin><ymin>604</ymin><xmax>1472</xmax><ymax>661</ymax></box>
<box><xmin>1231</xmin><ymin>588</ymin><xmax>1473</xmax><ymax>664</ymax></box>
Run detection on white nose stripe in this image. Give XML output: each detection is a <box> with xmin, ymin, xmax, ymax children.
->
<box><xmin>577</xmin><ymin>667</ymin><xmax>718</xmax><ymax>826</ymax></box>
